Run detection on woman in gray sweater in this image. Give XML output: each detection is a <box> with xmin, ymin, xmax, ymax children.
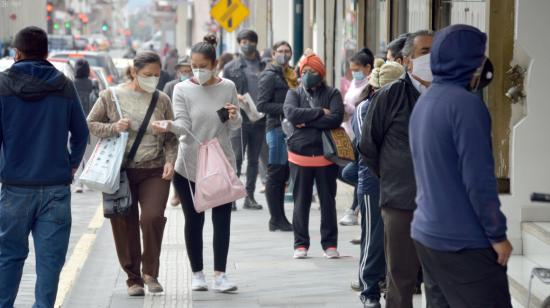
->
<box><xmin>152</xmin><ymin>35</ymin><xmax>241</xmax><ymax>293</ymax></box>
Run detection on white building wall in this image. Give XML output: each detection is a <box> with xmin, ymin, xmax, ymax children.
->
<box><xmin>0</xmin><ymin>0</ymin><xmax>47</xmax><ymax>40</ymax></box>
<box><xmin>500</xmin><ymin>0</ymin><xmax>550</xmax><ymax>253</ymax></box>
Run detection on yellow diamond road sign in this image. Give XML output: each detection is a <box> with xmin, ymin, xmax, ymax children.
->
<box><xmin>211</xmin><ymin>0</ymin><xmax>249</xmax><ymax>33</ymax></box>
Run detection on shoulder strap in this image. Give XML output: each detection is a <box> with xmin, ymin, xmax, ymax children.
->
<box><xmin>127</xmin><ymin>90</ymin><xmax>160</xmax><ymax>162</ymax></box>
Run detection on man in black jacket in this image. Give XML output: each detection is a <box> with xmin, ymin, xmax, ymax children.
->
<box><xmin>359</xmin><ymin>30</ymin><xmax>433</xmax><ymax>308</ymax></box>
<box><xmin>223</xmin><ymin>29</ymin><xmax>266</xmax><ymax>211</ymax></box>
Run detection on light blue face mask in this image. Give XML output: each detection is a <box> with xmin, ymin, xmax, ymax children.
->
<box><xmin>180</xmin><ymin>75</ymin><xmax>190</xmax><ymax>82</ymax></box>
<box><xmin>352</xmin><ymin>71</ymin><xmax>365</xmax><ymax>81</ymax></box>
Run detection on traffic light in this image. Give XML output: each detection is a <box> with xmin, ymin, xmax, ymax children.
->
<box><xmin>47</xmin><ymin>2</ymin><xmax>54</xmax><ymax>33</ymax></box>
<box><xmin>53</xmin><ymin>23</ymin><xmax>60</xmax><ymax>30</ymax></box>
<box><xmin>101</xmin><ymin>24</ymin><xmax>109</xmax><ymax>32</ymax></box>
<box><xmin>64</xmin><ymin>21</ymin><xmax>71</xmax><ymax>29</ymax></box>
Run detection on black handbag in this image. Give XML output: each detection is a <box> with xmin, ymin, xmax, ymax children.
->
<box><xmin>102</xmin><ymin>90</ymin><xmax>160</xmax><ymax>218</ymax></box>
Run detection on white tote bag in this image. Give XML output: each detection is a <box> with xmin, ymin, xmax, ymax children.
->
<box><xmin>80</xmin><ymin>88</ymin><xmax>129</xmax><ymax>194</ymax></box>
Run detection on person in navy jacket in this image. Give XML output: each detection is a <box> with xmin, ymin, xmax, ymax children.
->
<box><xmin>409</xmin><ymin>24</ymin><xmax>512</xmax><ymax>307</ymax></box>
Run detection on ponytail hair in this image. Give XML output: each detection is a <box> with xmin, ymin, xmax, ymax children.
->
<box><xmin>350</xmin><ymin>47</ymin><xmax>375</xmax><ymax>69</ymax></box>
<box><xmin>191</xmin><ymin>34</ymin><xmax>218</xmax><ymax>63</ymax></box>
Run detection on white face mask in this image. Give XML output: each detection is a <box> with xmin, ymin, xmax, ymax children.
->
<box><xmin>192</xmin><ymin>68</ymin><xmax>214</xmax><ymax>86</ymax></box>
<box><xmin>137</xmin><ymin>75</ymin><xmax>159</xmax><ymax>93</ymax></box>
<box><xmin>411</xmin><ymin>53</ymin><xmax>433</xmax><ymax>83</ymax></box>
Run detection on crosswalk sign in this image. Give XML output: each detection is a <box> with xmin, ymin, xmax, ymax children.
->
<box><xmin>211</xmin><ymin>0</ymin><xmax>249</xmax><ymax>33</ymax></box>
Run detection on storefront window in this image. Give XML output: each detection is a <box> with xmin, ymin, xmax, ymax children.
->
<box><xmin>337</xmin><ymin>0</ymin><xmax>358</xmax><ymax>97</ymax></box>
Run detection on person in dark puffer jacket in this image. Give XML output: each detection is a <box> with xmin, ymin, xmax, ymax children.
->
<box><xmin>283</xmin><ymin>54</ymin><xmax>344</xmax><ymax>260</ymax></box>
<box><xmin>256</xmin><ymin>40</ymin><xmax>298</xmax><ymax>232</ymax></box>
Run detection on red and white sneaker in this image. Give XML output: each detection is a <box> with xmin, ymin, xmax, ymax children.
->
<box><xmin>324</xmin><ymin>247</ymin><xmax>340</xmax><ymax>259</ymax></box>
<box><xmin>293</xmin><ymin>246</ymin><xmax>308</xmax><ymax>259</ymax></box>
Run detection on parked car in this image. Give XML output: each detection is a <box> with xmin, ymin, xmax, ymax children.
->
<box><xmin>74</xmin><ymin>36</ymin><xmax>90</xmax><ymax>51</ymax></box>
<box><xmin>0</xmin><ymin>57</ymin><xmax>75</xmax><ymax>81</ymax></box>
<box><xmin>50</xmin><ymin>51</ymin><xmax>120</xmax><ymax>85</ymax></box>
<box><xmin>48</xmin><ymin>34</ymin><xmax>76</xmax><ymax>52</ymax></box>
<box><xmin>91</xmin><ymin>66</ymin><xmax>109</xmax><ymax>91</ymax></box>
<box><xmin>113</xmin><ymin>58</ymin><xmax>133</xmax><ymax>80</ymax></box>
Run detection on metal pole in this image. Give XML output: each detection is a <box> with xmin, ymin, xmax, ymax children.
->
<box><xmin>293</xmin><ymin>0</ymin><xmax>304</xmax><ymax>64</ymax></box>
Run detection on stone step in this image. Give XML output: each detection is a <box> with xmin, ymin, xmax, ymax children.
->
<box><xmin>508</xmin><ymin>222</ymin><xmax>550</xmax><ymax>308</ymax></box>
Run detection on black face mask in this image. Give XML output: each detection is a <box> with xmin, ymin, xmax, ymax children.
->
<box><xmin>469</xmin><ymin>57</ymin><xmax>494</xmax><ymax>92</ymax></box>
<box><xmin>302</xmin><ymin>72</ymin><xmax>322</xmax><ymax>89</ymax></box>
<box><xmin>241</xmin><ymin>44</ymin><xmax>257</xmax><ymax>56</ymax></box>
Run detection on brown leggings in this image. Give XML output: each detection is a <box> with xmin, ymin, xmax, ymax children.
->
<box><xmin>110</xmin><ymin>168</ymin><xmax>170</xmax><ymax>287</ymax></box>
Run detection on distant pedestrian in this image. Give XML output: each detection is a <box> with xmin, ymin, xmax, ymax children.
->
<box><xmin>152</xmin><ymin>34</ymin><xmax>242</xmax><ymax>293</ymax></box>
<box><xmin>73</xmin><ymin>58</ymin><xmax>96</xmax><ymax>193</ymax></box>
<box><xmin>410</xmin><ymin>24</ymin><xmax>512</xmax><ymax>308</ymax></box>
<box><xmin>0</xmin><ymin>26</ymin><xmax>89</xmax><ymax>308</ymax></box>
<box><xmin>284</xmin><ymin>54</ymin><xmax>344</xmax><ymax>259</ymax></box>
<box><xmin>338</xmin><ymin>48</ymin><xmax>375</xmax><ymax>228</ymax></box>
<box><xmin>217</xmin><ymin>52</ymin><xmax>234</xmax><ymax>77</ymax></box>
<box><xmin>164</xmin><ymin>48</ymin><xmax>179</xmax><ymax>79</ymax></box>
<box><xmin>87</xmin><ymin>51</ymin><xmax>178</xmax><ymax>297</ymax></box>
<box><xmin>223</xmin><ymin>29</ymin><xmax>267</xmax><ymax>211</ymax></box>
<box><xmin>163</xmin><ymin>55</ymin><xmax>192</xmax><ymax>99</ymax></box>
<box><xmin>385</xmin><ymin>34</ymin><xmax>409</xmax><ymax>64</ymax></box>
<box><xmin>257</xmin><ymin>40</ymin><xmax>297</xmax><ymax>232</ymax></box>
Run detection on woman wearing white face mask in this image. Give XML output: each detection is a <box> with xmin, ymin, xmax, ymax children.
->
<box><xmin>152</xmin><ymin>34</ymin><xmax>242</xmax><ymax>293</ymax></box>
<box><xmin>87</xmin><ymin>51</ymin><xmax>178</xmax><ymax>296</ymax></box>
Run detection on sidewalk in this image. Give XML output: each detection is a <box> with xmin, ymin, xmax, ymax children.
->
<box><xmin>62</xmin><ymin>181</ymin><xmax>423</xmax><ymax>307</ymax></box>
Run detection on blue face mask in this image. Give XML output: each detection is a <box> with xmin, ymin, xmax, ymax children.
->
<box><xmin>352</xmin><ymin>71</ymin><xmax>365</xmax><ymax>81</ymax></box>
<box><xmin>180</xmin><ymin>75</ymin><xmax>190</xmax><ymax>82</ymax></box>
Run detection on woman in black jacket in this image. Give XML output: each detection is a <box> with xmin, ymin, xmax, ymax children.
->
<box><xmin>283</xmin><ymin>54</ymin><xmax>344</xmax><ymax>259</ymax></box>
<box><xmin>256</xmin><ymin>41</ymin><xmax>298</xmax><ymax>231</ymax></box>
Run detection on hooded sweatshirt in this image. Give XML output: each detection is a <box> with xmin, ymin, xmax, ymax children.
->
<box><xmin>409</xmin><ymin>25</ymin><xmax>507</xmax><ymax>251</ymax></box>
<box><xmin>0</xmin><ymin>59</ymin><xmax>89</xmax><ymax>186</ymax></box>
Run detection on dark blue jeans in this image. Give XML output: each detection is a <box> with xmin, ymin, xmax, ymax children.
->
<box><xmin>358</xmin><ymin>173</ymin><xmax>385</xmax><ymax>302</ymax></box>
<box><xmin>0</xmin><ymin>185</ymin><xmax>71</xmax><ymax>308</ymax></box>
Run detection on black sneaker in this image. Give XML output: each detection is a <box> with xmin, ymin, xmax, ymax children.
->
<box><xmin>363</xmin><ymin>298</ymin><xmax>381</xmax><ymax>308</ymax></box>
<box><xmin>243</xmin><ymin>197</ymin><xmax>263</xmax><ymax>210</ymax></box>
<box><xmin>269</xmin><ymin>220</ymin><xmax>293</xmax><ymax>232</ymax></box>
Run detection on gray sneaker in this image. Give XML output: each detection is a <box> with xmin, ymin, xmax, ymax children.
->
<box><xmin>127</xmin><ymin>284</ymin><xmax>145</xmax><ymax>296</ymax></box>
<box><xmin>293</xmin><ymin>247</ymin><xmax>308</xmax><ymax>259</ymax></box>
<box><xmin>192</xmin><ymin>272</ymin><xmax>208</xmax><ymax>291</ymax></box>
<box><xmin>143</xmin><ymin>275</ymin><xmax>163</xmax><ymax>293</ymax></box>
<box><xmin>324</xmin><ymin>247</ymin><xmax>340</xmax><ymax>259</ymax></box>
<box><xmin>339</xmin><ymin>209</ymin><xmax>358</xmax><ymax>226</ymax></box>
<box><xmin>212</xmin><ymin>274</ymin><xmax>238</xmax><ymax>293</ymax></box>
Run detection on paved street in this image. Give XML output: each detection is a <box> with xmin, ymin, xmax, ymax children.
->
<box><xmin>52</xmin><ymin>181</ymin><xmax>423</xmax><ymax>308</ymax></box>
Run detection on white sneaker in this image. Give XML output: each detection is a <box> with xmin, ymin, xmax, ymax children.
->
<box><xmin>191</xmin><ymin>272</ymin><xmax>208</xmax><ymax>291</ymax></box>
<box><xmin>293</xmin><ymin>246</ymin><xmax>308</xmax><ymax>259</ymax></box>
<box><xmin>324</xmin><ymin>247</ymin><xmax>340</xmax><ymax>259</ymax></box>
<box><xmin>339</xmin><ymin>209</ymin><xmax>358</xmax><ymax>226</ymax></box>
<box><xmin>212</xmin><ymin>273</ymin><xmax>238</xmax><ymax>293</ymax></box>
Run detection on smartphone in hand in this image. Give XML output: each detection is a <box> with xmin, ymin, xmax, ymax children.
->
<box><xmin>216</xmin><ymin>107</ymin><xmax>230</xmax><ymax>123</ymax></box>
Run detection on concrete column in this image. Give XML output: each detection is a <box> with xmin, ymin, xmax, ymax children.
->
<box><xmin>176</xmin><ymin>2</ymin><xmax>189</xmax><ymax>55</ymax></box>
<box><xmin>254</xmin><ymin>0</ymin><xmax>268</xmax><ymax>51</ymax></box>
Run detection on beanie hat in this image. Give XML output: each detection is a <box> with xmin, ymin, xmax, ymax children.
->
<box><xmin>299</xmin><ymin>54</ymin><xmax>326</xmax><ymax>78</ymax></box>
<box><xmin>369</xmin><ymin>59</ymin><xmax>404</xmax><ymax>88</ymax></box>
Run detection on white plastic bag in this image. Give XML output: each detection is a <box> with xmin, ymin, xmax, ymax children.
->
<box><xmin>240</xmin><ymin>93</ymin><xmax>264</xmax><ymax>122</ymax></box>
<box><xmin>80</xmin><ymin>88</ymin><xmax>128</xmax><ymax>194</ymax></box>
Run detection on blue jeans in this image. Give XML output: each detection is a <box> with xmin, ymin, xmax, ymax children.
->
<box><xmin>0</xmin><ymin>185</ymin><xmax>71</xmax><ymax>308</ymax></box>
<box><xmin>358</xmin><ymin>172</ymin><xmax>385</xmax><ymax>302</ymax></box>
<box><xmin>266</xmin><ymin>127</ymin><xmax>288</xmax><ymax>165</ymax></box>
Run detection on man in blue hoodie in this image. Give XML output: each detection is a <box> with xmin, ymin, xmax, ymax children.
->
<box><xmin>409</xmin><ymin>24</ymin><xmax>512</xmax><ymax>307</ymax></box>
<box><xmin>0</xmin><ymin>27</ymin><xmax>89</xmax><ymax>308</ymax></box>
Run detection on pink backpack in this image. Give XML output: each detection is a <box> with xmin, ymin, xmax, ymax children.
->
<box><xmin>181</xmin><ymin>130</ymin><xmax>246</xmax><ymax>213</ymax></box>
<box><xmin>193</xmin><ymin>138</ymin><xmax>246</xmax><ymax>212</ymax></box>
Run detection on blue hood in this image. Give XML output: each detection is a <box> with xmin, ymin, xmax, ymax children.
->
<box><xmin>431</xmin><ymin>24</ymin><xmax>487</xmax><ymax>87</ymax></box>
<box><xmin>5</xmin><ymin>59</ymin><xmax>67</xmax><ymax>101</ymax></box>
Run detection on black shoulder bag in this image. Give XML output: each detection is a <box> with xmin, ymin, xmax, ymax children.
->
<box><xmin>103</xmin><ymin>90</ymin><xmax>160</xmax><ymax>218</ymax></box>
